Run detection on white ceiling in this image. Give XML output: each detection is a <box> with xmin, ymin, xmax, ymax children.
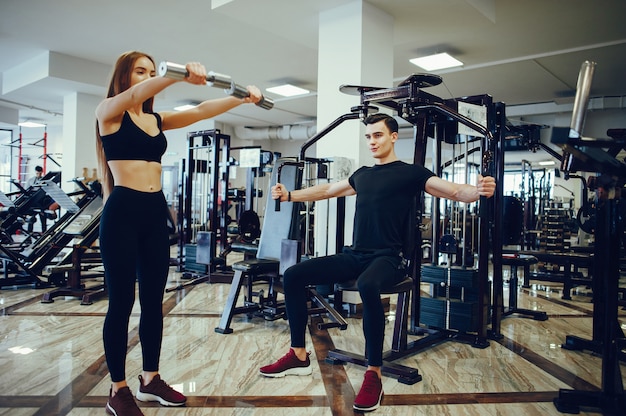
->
<box><xmin>1</xmin><ymin>0</ymin><xmax>625</xmax><ymax>138</ymax></box>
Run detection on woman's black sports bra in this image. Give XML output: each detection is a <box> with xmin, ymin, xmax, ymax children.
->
<box><xmin>101</xmin><ymin>112</ymin><xmax>167</xmax><ymax>162</ymax></box>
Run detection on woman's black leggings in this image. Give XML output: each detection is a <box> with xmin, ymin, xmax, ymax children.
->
<box><xmin>100</xmin><ymin>186</ymin><xmax>171</xmax><ymax>382</ymax></box>
<box><xmin>282</xmin><ymin>247</ymin><xmax>405</xmax><ymax>367</ymax></box>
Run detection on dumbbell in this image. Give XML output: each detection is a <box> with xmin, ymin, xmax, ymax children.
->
<box><xmin>158</xmin><ymin>61</ymin><xmax>274</xmax><ymax>110</ymax></box>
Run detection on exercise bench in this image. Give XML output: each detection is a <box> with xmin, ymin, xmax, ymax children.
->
<box><xmin>501</xmin><ymin>254</ymin><xmax>547</xmax><ymax>321</ymax></box>
<box><xmin>215</xmin><ymin>158</ymin><xmax>301</xmax><ymax>334</ymax></box>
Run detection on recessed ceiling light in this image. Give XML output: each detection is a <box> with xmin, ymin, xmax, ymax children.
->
<box><xmin>18</xmin><ymin>121</ymin><xmax>46</xmax><ymax>128</ymax></box>
<box><xmin>410</xmin><ymin>52</ymin><xmax>463</xmax><ymax>71</ymax></box>
<box><xmin>539</xmin><ymin>160</ymin><xmax>556</xmax><ymax>166</ymax></box>
<box><xmin>266</xmin><ymin>84</ymin><xmax>310</xmax><ymax>97</ymax></box>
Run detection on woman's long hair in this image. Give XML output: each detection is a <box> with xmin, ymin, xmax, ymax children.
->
<box><xmin>96</xmin><ymin>51</ymin><xmax>156</xmax><ymax>200</ymax></box>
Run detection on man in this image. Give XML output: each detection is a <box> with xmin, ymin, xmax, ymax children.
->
<box><xmin>259</xmin><ymin>113</ymin><xmax>496</xmax><ymax>412</ymax></box>
<box><xmin>27</xmin><ymin>165</ymin><xmax>44</xmax><ymax>188</ymax></box>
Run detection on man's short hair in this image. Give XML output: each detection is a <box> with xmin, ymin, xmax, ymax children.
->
<box><xmin>35</xmin><ymin>165</ymin><xmax>43</xmax><ymax>173</ymax></box>
<box><xmin>363</xmin><ymin>113</ymin><xmax>399</xmax><ymax>134</ymax></box>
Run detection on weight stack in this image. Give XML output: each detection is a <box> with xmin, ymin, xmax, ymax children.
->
<box><xmin>184</xmin><ymin>244</ymin><xmax>209</xmax><ymax>273</ymax></box>
<box><xmin>420</xmin><ymin>264</ymin><xmax>481</xmax><ymax>333</ymax></box>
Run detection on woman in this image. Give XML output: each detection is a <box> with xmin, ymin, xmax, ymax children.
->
<box><xmin>96</xmin><ymin>51</ymin><xmax>261</xmax><ymax>416</ymax></box>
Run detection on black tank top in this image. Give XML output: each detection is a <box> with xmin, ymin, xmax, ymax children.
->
<box><xmin>101</xmin><ymin>112</ymin><xmax>167</xmax><ymax>162</ymax></box>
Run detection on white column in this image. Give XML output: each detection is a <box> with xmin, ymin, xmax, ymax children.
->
<box><xmin>313</xmin><ymin>1</ymin><xmax>394</xmax><ymax>256</ymax></box>
<box><xmin>62</xmin><ymin>92</ymin><xmax>100</xmax><ymax>194</ymax></box>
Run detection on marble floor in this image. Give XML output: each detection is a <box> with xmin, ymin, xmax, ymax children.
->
<box><xmin>0</xmin><ymin>262</ymin><xmax>624</xmax><ymax>416</ymax></box>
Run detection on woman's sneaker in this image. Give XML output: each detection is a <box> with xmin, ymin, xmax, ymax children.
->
<box><xmin>135</xmin><ymin>374</ymin><xmax>187</xmax><ymax>406</ymax></box>
<box><xmin>105</xmin><ymin>386</ymin><xmax>144</xmax><ymax>416</ymax></box>
<box><xmin>259</xmin><ymin>349</ymin><xmax>312</xmax><ymax>377</ymax></box>
<box><xmin>353</xmin><ymin>370</ymin><xmax>384</xmax><ymax>412</ymax></box>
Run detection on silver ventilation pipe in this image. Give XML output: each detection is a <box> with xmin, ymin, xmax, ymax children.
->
<box><xmin>234</xmin><ymin>125</ymin><xmax>317</xmax><ymax>141</ymax></box>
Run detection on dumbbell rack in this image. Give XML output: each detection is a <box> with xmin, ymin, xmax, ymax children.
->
<box><xmin>538</xmin><ymin>203</ymin><xmax>572</xmax><ymax>255</ymax></box>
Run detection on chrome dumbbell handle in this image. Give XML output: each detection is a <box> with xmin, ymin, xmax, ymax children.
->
<box><xmin>158</xmin><ymin>61</ymin><xmax>274</xmax><ymax>109</ymax></box>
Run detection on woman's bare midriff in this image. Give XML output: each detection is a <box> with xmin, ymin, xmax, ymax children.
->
<box><xmin>108</xmin><ymin>160</ymin><xmax>162</xmax><ymax>192</ymax></box>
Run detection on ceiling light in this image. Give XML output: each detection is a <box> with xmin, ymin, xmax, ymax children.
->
<box><xmin>18</xmin><ymin>121</ymin><xmax>46</xmax><ymax>128</ymax></box>
<box><xmin>410</xmin><ymin>52</ymin><xmax>463</xmax><ymax>71</ymax></box>
<box><xmin>539</xmin><ymin>161</ymin><xmax>556</xmax><ymax>166</ymax></box>
<box><xmin>173</xmin><ymin>104</ymin><xmax>197</xmax><ymax>111</ymax></box>
<box><xmin>266</xmin><ymin>84</ymin><xmax>310</xmax><ymax>97</ymax></box>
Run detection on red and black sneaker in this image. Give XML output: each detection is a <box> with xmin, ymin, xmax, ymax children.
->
<box><xmin>353</xmin><ymin>370</ymin><xmax>384</xmax><ymax>412</ymax></box>
<box><xmin>105</xmin><ymin>386</ymin><xmax>144</xmax><ymax>416</ymax></box>
<box><xmin>259</xmin><ymin>349</ymin><xmax>312</xmax><ymax>377</ymax></box>
<box><xmin>135</xmin><ymin>374</ymin><xmax>186</xmax><ymax>406</ymax></box>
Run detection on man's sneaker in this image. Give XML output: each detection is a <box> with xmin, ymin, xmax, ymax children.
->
<box><xmin>135</xmin><ymin>374</ymin><xmax>187</xmax><ymax>406</ymax></box>
<box><xmin>353</xmin><ymin>370</ymin><xmax>384</xmax><ymax>412</ymax></box>
<box><xmin>259</xmin><ymin>349</ymin><xmax>312</xmax><ymax>377</ymax></box>
<box><xmin>105</xmin><ymin>386</ymin><xmax>144</xmax><ymax>416</ymax></box>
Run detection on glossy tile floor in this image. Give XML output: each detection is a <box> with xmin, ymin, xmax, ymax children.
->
<box><xmin>0</xmin><ymin>261</ymin><xmax>624</xmax><ymax>416</ymax></box>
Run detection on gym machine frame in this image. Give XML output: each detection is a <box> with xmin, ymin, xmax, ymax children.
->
<box><xmin>551</xmin><ymin>61</ymin><xmax>625</xmax><ymax>415</ymax></box>
<box><xmin>276</xmin><ymin>74</ymin><xmax>499</xmax><ymax>380</ymax></box>
<box><xmin>0</xmin><ymin>179</ymin><xmax>101</xmax><ymax>288</ymax></box>
<box><xmin>173</xmin><ymin>129</ymin><xmax>233</xmax><ymax>288</ymax></box>
<box><xmin>339</xmin><ymin>76</ymin><xmax>498</xmax><ymax>341</ymax></box>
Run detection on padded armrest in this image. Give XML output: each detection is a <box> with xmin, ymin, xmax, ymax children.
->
<box><xmin>230</xmin><ymin>241</ymin><xmax>258</xmax><ymax>254</ymax></box>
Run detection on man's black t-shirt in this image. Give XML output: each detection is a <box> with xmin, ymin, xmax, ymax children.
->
<box><xmin>348</xmin><ymin>160</ymin><xmax>435</xmax><ymax>253</ymax></box>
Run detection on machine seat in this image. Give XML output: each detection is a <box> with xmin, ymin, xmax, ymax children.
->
<box><xmin>231</xmin><ymin>258</ymin><xmax>279</xmax><ymax>274</ymax></box>
<box><xmin>337</xmin><ymin>276</ymin><xmax>414</xmax><ymax>294</ymax></box>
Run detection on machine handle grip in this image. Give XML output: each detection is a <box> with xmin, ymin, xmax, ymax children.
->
<box><xmin>275</xmin><ymin>198</ymin><xmax>281</xmax><ymax>211</ymax></box>
<box><xmin>158</xmin><ymin>61</ymin><xmax>274</xmax><ymax>109</ymax></box>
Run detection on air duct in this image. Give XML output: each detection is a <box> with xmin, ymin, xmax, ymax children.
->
<box><xmin>234</xmin><ymin>125</ymin><xmax>317</xmax><ymax>141</ymax></box>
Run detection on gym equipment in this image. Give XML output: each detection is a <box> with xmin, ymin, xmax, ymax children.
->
<box><xmin>228</xmin><ymin>146</ymin><xmax>272</xmax><ymax>221</ymax></box>
<box><xmin>176</xmin><ymin>129</ymin><xmax>233</xmax><ymax>280</ymax></box>
<box><xmin>502</xmin><ymin>196</ymin><xmax>523</xmax><ymax>245</ymax></box>
<box><xmin>278</xmin><ymin>74</ymin><xmax>498</xmax><ymax>379</ymax></box>
<box><xmin>519</xmin><ymin>248</ymin><xmax>592</xmax><ymax>300</ymax></box>
<box><xmin>519</xmin><ymin>160</ymin><xmax>539</xmax><ymax>250</ymax></box>
<box><xmin>325</xmin><ymin>199</ymin><xmax>422</xmax><ymax>385</ymax></box>
<box><xmin>214</xmin><ymin>157</ymin><xmax>301</xmax><ymax>333</ymax></box>
<box><xmin>550</xmin><ymin>61</ymin><xmax>625</xmax><ymax>415</ymax></box>
<box><xmin>326</xmin><ymin>276</ymin><xmax>419</xmax><ymax>385</ymax></box>
<box><xmin>0</xmin><ymin>178</ymin><xmax>102</xmax><ymax>289</ymax></box>
<box><xmin>426</xmin><ymin>236</ymin><xmax>473</xmax><ymax>328</ymax></box>
<box><xmin>492</xmin><ymin>195</ymin><xmax>548</xmax><ymax>324</ymax></box>
<box><xmin>158</xmin><ymin>61</ymin><xmax>274</xmax><ymax>110</ymax></box>
<box><xmin>40</xmin><ymin>194</ymin><xmax>105</xmax><ymax>305</ymax></box>
<box><xmin>0</xmin><ymin>171</ymin><xmax>62</xmax><ymax>244</ymax></box>
<box><xmin>169</xmin><ymin>136</ymin><xmax>274</xmax><ymax>292</ymax></box>
<box><xmin>500</xmin><ymin>254</ymin><xmax>547</xmax><ymax>321</ymax></box>
<box><xmin>414</xmin><ymin>93</ymin><xmax>498</xmax><ymax>350</ymax></box>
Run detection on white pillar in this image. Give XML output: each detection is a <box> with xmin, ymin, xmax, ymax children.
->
<box><xmin>313</xmin><ymin>1</ymin><xmax>394</xmax><ymax>255</ymax></box>
<box><xmin>62</xmin><ymin>92</ymin><xmax>100</xmax><ymax>194</ymax></box>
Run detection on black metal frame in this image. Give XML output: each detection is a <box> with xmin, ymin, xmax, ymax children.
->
<box><xmin>550</xmin><ymin>61</ymin><xmax>625</xmax><ymax>415</ymax></box>
<box><xmin>0</xmin><ymin>179</ymin><xmax>100</xmax><ymax>288</ymax></box>
<box><xmin>294</xmin><ymin>74</ymin><xmax>499</xmax><ymax>383</ymax></box>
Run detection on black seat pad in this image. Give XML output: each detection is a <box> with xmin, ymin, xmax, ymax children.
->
<box><xmin>232</xmin><ymin>258</ymin><xmax>279</xmax><ymax>273</ymax></box>
<box><xmin>501</xmin><ymin>254</ymin><xmax>538</xmax><ymax>266</ymax></box>
<box><xmin>338</xmin><ymin>276</ymin><xmax>413</xmax><ymax>294</ymax></box>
